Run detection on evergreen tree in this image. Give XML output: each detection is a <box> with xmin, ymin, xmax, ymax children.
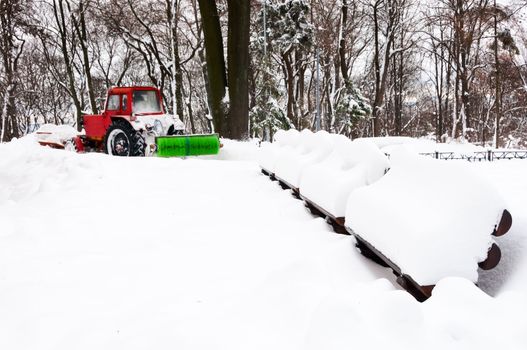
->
<box><xmin>334</xmin><ymin>84</ymin><xmax>371</xmax><ymax>135</ymax></box>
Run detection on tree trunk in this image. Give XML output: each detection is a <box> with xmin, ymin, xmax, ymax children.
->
<box><xmin>0</xmin><ymin>84</ymin><xmax>14</xmax><ymax>142</ymax></box>
<box><xmin>0</xmin><ymin>0</ymin><xmax>24</xmax><ymax>142</ymax></box>
<box><xmin>371</xmin><ymin>0</ymin><xmax>393</xmax><ymax>136</ymax></box>
<box><xmin>197</xmin><ymin>0</ymin><xmax>227</xmax><ymax>135</ymax></box>
<box><xmin>53</xmin><ymin>0</ymin><xmax>83</xmax><ymax>131</ymax></box>
<box><xmin>295</xmin><ymin>51</ymin><xmax>304</xmax><ymax>125</ymax></box>
<box><xmin>493</xmin><ymin>0</ymin><xmax>501</xmax><ymax>148</ymax></box>
<box><xmin>226</xmin><ymin>0</ymin><xmax>249</xmax><ymax>139</ymax></box>
<box><xmin>339</xmin><ymin>0</ymin><xmax>349</xmax><ymax>85</ymax></box>
<box><xmin>460</xmin><ymin>52</ymin><xmax>470</xmax><ymax>134</ymax></box>
<box><xmin>71</xmin><ymin>0</ymin><xmax>97</xmax><ymax>114</ymax></box>
<box><xmin>433</xmin><ymin>42</ymin><xmax>443</xmax><ymax>141</ymax></box>
<box><xmin>191</xmin><ymin>0</ymin><xmax>213</xmax><ymax>130</ymax></box>
<box><xmin>186</xmin><ymin>71</ymin><xmax>196</xmax><ymax>133</ymax></box>
<box><xmin>167</xmin><ymin>0</ymin><xmax>185</xmax><ymax>121</ymax></box>
<box><xmin>372</xmin><ymin>1</ymin><xmax>381</xmax><ymax>136</ymax></box>
<box><xmin>283</xmin><ymin>52</ymin><xmax>296</xmax><ymax>128</ymax></box>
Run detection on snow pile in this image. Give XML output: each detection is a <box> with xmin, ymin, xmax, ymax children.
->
<box><xmin>34</xmin><ymin>124</ymin><xmax>79</xmax><ymax>146</ymax></box>
<box><xmin>206</xmin><ymin>138</ymin><xmax>261</xmax><ymax>161</ymax></box>
<box><xmin>304</xmin><ymin>277</ymin><xmax>527</xmax><ymax>349</ymax></box>
<box><xmin>258</xmin><ymin>129</ymin><xmax>300</xmax><ymax>172</ymax></box>
<box><xmin>0</xmin><ymin>136</ymin><xmax>102</xmax><ymax>206</ymax></box>
<box><xmin>1</xmin><ymin>133</ymin><xmax>527</xmax><ymax>349</ymax></box>
<box><xmin>346</xmin><ymin>148</ymin><xmax>507</xmax><ymax>285</ymax></box>
<box><xmin>273</xmin><ymin>130</ymin><xmax>335</xmax><ymax>188</ymax></box>
<box><xmin>300</xmin><ymin>137</ymin><xmax>389</xmax><ymax>218</ymax></box>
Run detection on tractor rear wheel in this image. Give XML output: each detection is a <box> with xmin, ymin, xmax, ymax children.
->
<box><xmin>103</xmin><ymin>120</ymin><xmax>145</xmax><ymax>157</ymax></box>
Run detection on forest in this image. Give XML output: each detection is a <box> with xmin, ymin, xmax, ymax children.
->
<box><xmin>1</xmin><ymin>0</ymin><xmax>527</xmax><ymax>147</ymax></box>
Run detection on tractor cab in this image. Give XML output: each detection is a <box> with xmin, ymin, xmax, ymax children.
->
<box><xmin>102</xmin><ymin>86</ymin><xmax>163</xmax><ymax>120</ymax></box>
<box><xmin>83</xmin><ymin>86</ymin><xmax>180</xmax><ymax>139</ymax></box>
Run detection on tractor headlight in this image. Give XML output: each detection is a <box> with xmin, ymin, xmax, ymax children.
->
<box><xmin>154</xmin><ymin>119</ymin><xmax>163</xmax><ymax>135</ymax></box>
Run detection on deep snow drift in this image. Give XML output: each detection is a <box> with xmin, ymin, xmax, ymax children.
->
<box><xmin>1</xmin><ymin>135</ymin><xmax>527</xmax><ymax>349</ymax></box>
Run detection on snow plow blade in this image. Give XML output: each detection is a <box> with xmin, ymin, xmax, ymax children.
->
<box><xmin>155</xmin><ymin>134</ymin><xmax>220</xmax><ymax>157</ymax></box>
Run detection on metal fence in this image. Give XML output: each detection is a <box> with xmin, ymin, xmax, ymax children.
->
<box><xmin>419</xmin><ymin>150</ymin><xmax>527</xmax><ymax>162</ymax></box>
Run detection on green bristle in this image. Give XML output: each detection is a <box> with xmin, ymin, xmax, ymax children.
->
<box><xmin>156</xmin><ymin>134</ymin><xmax>220</xmax><ymax>157</ymax></box>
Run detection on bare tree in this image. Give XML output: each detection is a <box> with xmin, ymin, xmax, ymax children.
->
<box><xmin>0</xmin><ymin>0</ymin><xmax>26</xmax><ymax>141</ymax></box>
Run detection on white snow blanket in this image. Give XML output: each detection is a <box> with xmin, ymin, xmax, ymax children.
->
<box><xmin>300</xmin><ymin>137</ymin><xmax>389</xmax><ymax>218</ymax></box>
<box><xmin>359</xmin><ymin>136</ymin><xmax>415</xmax><ymax>150</ymax></box>
<box><xmin>258</xmin><ymin>129</ymin><xmax>299</xmax><ymax>173</ymax></box>
<box><xmin>273</xmin><ymin>130</ymin><xmax>335</xmax><ymax>188</ymax></box>
<box><xmin>35</xmin><ymin>124</ymin><xmax>79</xmax><ymax>147</ymax></box>
<box><xmin>345</xmin><ymin>148</ymin><xmax>507</xmax><ymax>286</ymax></box>
<box><xmin>1</xmin><ymin>132</ymin><xmax>527</xmax><ymax>349</ymax></box>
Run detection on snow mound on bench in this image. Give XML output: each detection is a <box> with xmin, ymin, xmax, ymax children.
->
<box><xmin>300</xmin><ymin>137</ymin><xmax>390</xmax><ymax>218</ymax></box>
<box><xmin>258</xmin><ymin>129</ymin><xmax>299</xmax><ymax>173</ymax></box>
<box><xmin>274</xmin><ymin>130</ymin><xmax>335</xmax><ymax>188</ymax></box>
<box><xmin>345</xmin><ymin>148</ymin><xmax>506</xmax><ymax>285</ymax></box>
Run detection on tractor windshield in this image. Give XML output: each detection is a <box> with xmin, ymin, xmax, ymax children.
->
<box><xmin>132</xmin><ymin>90</ymin><xmax>162</xmax><ymax>114</ymax></box>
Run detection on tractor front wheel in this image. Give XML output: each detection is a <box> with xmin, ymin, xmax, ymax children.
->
<box><xmin>103</xmin><ymin>120</ymin><xmax>145</xmax><ymax>157</ymax></box>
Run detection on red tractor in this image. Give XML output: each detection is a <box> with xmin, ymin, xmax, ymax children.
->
<box><xmin>71</xmin><ymin>86</ymin><xmax>185</xmax><ymax>156</ymax></box>
<box><xmin>37</xmin><ymin>86</ymin><xmax>219</xmax><ymax>157</ymax></box>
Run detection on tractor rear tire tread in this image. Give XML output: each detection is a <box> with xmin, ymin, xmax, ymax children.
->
<box><xmin>103</xmin><ymin>119</ymin><xmax>146</xmax><ymax>157</ymax></box>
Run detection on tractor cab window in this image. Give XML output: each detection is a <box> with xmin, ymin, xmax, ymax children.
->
<box><xmin>107</xmin><ymin>95</ymin><xmax>119</xmax><ymax>111</ymax></box>
<box><xmin>121</xmin><ymin>94</ymin><xmax>128</xmax><ymax>111</ymax></box>
<box><xmin>132</xmin><ymin>90</ymin><xmax>161</xmax><ymax>114</ymax></box>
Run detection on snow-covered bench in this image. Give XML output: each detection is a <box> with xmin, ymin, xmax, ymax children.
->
<box><xmin>258</xmin><ymin>129</ymin><xmax>300</xmax><ymax>177</ymax></box>
<box><xmin>273</xmin><ymin>130</ymin><xmax>335</xmax><ymax>192</ymax></box>
<box><xmin>344</xmin><ymin>148</ymin><xmax>512</xmax><ymax>300</ymax></box>
<box><xmin>299</xmin><ymin>137</ymin><xmax>389</xmax><ymax>233</ymax></box>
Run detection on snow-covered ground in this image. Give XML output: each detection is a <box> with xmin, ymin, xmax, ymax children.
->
<box><xmin>1</xmin><ymin>135</ymin><xmax>526</xmax><ymax>349</ymax></box>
